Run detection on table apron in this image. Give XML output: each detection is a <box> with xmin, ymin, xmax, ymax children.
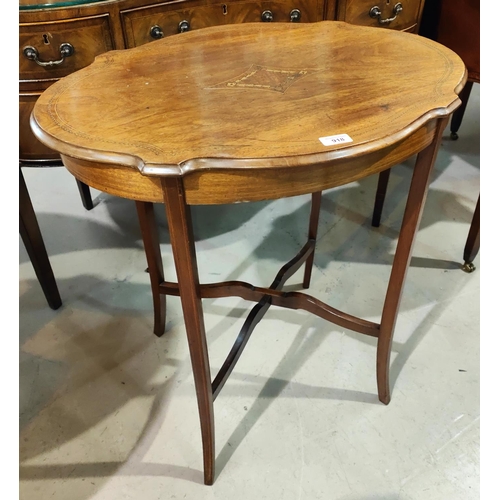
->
<box><xmin>61</xmin><ymin>119</ymin><xmax>436</xmax><ymax>205</ymax></box>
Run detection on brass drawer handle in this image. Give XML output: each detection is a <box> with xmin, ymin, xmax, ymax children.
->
<box><xmin>290</xmin><ymin>9</ymin><xmax>301</xmax><ymax>22</ymax></box>
<box><xmin>178</xmin><ymin>20</ymin><xmax>190</xmax><ymax>33</ymax></box>
<box><xmin>23</xmin><ymin>43</ymin><xmax>74</xmax><ymax>67</ymax></box>
<box><xmin>150</xmin><ymin>25</ymin><xmax>164</xmax><ymax>39</ymax></box>
<box><xmin>369</xmin><ymin>2</ymin><xmax>403</xmax><ymax>24</ymax></box>
<box><xmin>261</xmin><ymin>10</ymin><xmax>273</xmax><ymax>22</ymax></box>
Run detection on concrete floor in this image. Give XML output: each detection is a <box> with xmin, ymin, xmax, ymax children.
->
<box><xmin>19</xmin><ymin>85</ymin><xmax>479</xmax><ymax>499</ymax></box>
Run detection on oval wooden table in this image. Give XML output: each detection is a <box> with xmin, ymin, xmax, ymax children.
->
<box><xmin>31</xmin><ymin>21</ymin><xmax>466</xmax><ymax>485</ymax></box>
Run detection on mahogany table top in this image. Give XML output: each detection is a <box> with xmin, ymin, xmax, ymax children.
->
<box><xmin>31</xmin><ymin>21</ymin><xmax>466</xmax><ymax>178</ymax></box>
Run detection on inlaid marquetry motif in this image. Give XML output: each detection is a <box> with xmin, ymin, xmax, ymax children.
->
<box><xmin>208</xmin><ymin>64</ymin><xmax>312</xmax><ymax>93</ymax></box>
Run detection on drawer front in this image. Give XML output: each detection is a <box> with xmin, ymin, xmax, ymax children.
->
<box><xmin>20</xmin><ymin>14</ymin><xmax>115</xmax><ymax>83</ymax></box>
<box><xmin>20</xmin><ymin>93</ymin><xmax>59</xmax><ymax>161</ymax></box>
<box><xmin>121</xmin><ymin>0</ymin><xmax>324</xmax><ymax>49</ymax></box>
<box><xmin>337</xmin><ymin>0</ymin><xmax>423</xmax><ymax>31</ymax></box>
<box><xmin>224</xmin><ymin>0</ymin><xmax>324</xmax><ymax>23</ymax></box>
<box><xmin>121</xmin><ymin>1</ymin><xmax>228</xmax><ymax>48</ymax></box>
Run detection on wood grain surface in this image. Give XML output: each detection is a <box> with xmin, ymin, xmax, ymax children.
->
<box><xmin>31</xmin><ymin>21</ymin><xmax>466</xmax><ymax>178</ymax></box>
<box><xmin>27</xmin><ymin>19</ymin><xmax>468</xmax><ymax>485</ymax></box>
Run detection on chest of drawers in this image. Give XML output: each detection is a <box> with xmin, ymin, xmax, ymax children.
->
<box><xmin>336</xmin><ymin>0</ymin><xmax>424</xmax><ymax>31</ymax></box>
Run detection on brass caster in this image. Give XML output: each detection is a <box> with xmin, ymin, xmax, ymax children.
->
<box><xmin>462</xmin><ymin>262</ymin><xmax>476</xmax><ymax>273</ymax></box>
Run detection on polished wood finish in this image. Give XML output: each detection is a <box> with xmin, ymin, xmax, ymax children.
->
<box><xmin>20</xmin><ymin>0</ymin><xmax>429</xmax><ymax>213</ymax></box>
<box><xmin>21</xmin><ymin>90</ymin><xmax>83</xmax><ymax>214</ymax></box>
<box><xmin>335</xmin><ymin>0</ymin><xmax>426</xmax><ymax>32</ymax></box>
<box><xmin>420</xmin><ymin>0</ymin><xmax>479</xmax><ymax>140</ymax></box>
<box><xmin>159</xmin><ymin>275</ymin><xmax>381</xmax><ymax>335</ymax></box>
<box><xmin>122</xmin><ymin>0</ymin><xmax>324</xmax><ymax>48</ymax></box>
<box><xmin>20</xmin><ymin>0</ymin><xmax>106</xmax><ymax>7</ymax></box>
<box><xmin>19</xmin><ymin>14</ymin><xmax>115</xmax><ymax>82</ymax></box>
<box><xmin>372</xmin><ymin>95</ymin><xmax>480</xmax><ymax>268</ymax></box>
<box><xmin>135</xmin><ymin>201</ymin><xmax>167</xmax><ymax>336</ymax></box>
<box><xmin>21</xmin><ymin>158</ymin><xmax>94</xmax><ymax>210</ymax></box>
<box><xmin>463</xmin><ymin>196</ymin><xmax>479</xmax><ymax>272</ymax></box>
<box><xmin>121</xmin><ymin>1</ymin><xmax>227</xmax><ymax>47</ymax></box>
<box><xmin>61</xmin><ymin>154</ymin><xmax>164</xmax><ymax>201</ymax></box>
<box><xmin>450</xmin><ymin>80</ymin><xmax>474</xmax><ymax>140</ymax></box>
<box><xmin>30</xmin><ymin>21</ymin><xmax>464</xmax><ymax>484</ymax></box>
<box><xmin>162</xmin><ymin>177</ymin><xmax>215</xmax><ymax>485</ymax></box>
<box><xmin>76</xmin><ymin>178</ymin><xmax>94</xmax><ymax>210</ymax></box>
<box><xmin>223</xmin><ymin>0</ymin><xmax>324</xmax><ymax>23</ymax></box>
<box><xmin>371</xmin><ymin>0</ymin><xmax>480</xmax><ymax>268</ymax></box>
<box><xmin>377</xmin><ymin>117</ymin><xmax>447</xmax><ymax>404</ymax></box>
<box><xmin>435</xmin><ymin>0</ymin><xmax>480</xmax><ymax>268</ymax></box>
<box><xmin>19</xmin><ymin>2</ymin><xmax>122</xmax><ymax>160</ymax></box>
<box><xmin>430</xmin><ymin>0</ymin><xmax>479</xmax><ymax>84</ymax></box>
<box><xmin>19</xmin><ymin>0</ymin><xmax>430</xmax><ymax>160</ymax></box>
<box><xmin>136</xmin><ymin>192</ymin><xmax>322</xmax><ymax>368</ymax></box>
<box><xmin>211</xmin><ymin>192</ymin><xmax>321</xmax><ymax>401</ymax></box>
<box><xmin>31</xmin><ymin>23</ymin><xmax>463</xmax><ymax>176</ymax></box>
<box><xmin>182</xmin><ymin>124</ymin><xmax>437</xmax><ymax>205</ymax></box>
<box><xmin>303</xmin><ymin>191</ymin><xmax>321</xmax><ymax>287</ymax></box>
<box><xmin>20</xmin><ymin>93</ymin><xmax>54</xmax><ymax>161</ymax></box>
<box><xmin>210</xmin><ymin>238</ymin><xmax>317</xmax><ymax>401</ymax></box>
<box><xmin>371</xmin><ymin>167</ymin><xmax>391</xmax><ymax>227</ymax></box>
<box><xmin>60</xmin><ymin>122</ymin><xmax>436</xmax><ymax>205</ymax></box>
<box><xmin>20</xmin><ymin>168</ymin><xmax>62</xmax><ymax>310</ymax></box>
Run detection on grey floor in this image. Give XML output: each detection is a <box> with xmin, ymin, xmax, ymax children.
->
<box><xmin>19</xmin><ymin>85</ymin><xmax>479</xmax><ymax>499</ymax></box>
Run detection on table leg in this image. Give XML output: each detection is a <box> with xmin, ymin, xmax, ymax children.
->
<box><xmin>19</xmin><ymin>169</ymin><xmax>62</xmax><ymax>310</ymax></box>
<box><xmin>372</xmin><ymin>168</ymin><xmax>391</xmax><ymax>228</ymax></box>
<box><xmin>462</xmin><ymin>195</ymin><xmax>480</xmax><ymax>273</ymax></box>
<box><xmin>136</xmin><ymin>201</ymin><xmax>166</xmax><ymax>337</ymax></box>
<box><xmin>162</xmin><ymin>178</ymin><xmax>215</xmax><ymax>485</ymax></box>
<box><xmin>76</xmin><ymin>179</ymin><xmax>94</xmax><ymax>211</ymax></box>
<box><xmin>377</xmin><ymin>118</ymin><xmax>448</xmax><ymax>405</ymax></box>
<box><xmin>450</xmin><ymin>80</ymin><xmax>474</xmax><ymax>140</ymax></box>
<box><xmin>303</xmin><ymin>191</ymin><xmax>322</xmax><ymax>288</ymax></box>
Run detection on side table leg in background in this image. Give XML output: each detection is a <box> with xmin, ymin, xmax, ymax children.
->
<box><xmin>76</xmin><ymin>179</ymin><xmax>94</xmax><ymax>211</ymax></box>
<box><xmin>462</xmin><ymin>195</ymin><xmax>480</xmax><ymax>273</ymax></box>
<box><xmin>19</xmin><ymin>169</ymin><xmax>62</xmax><ymax>310</ymax></box>
<box><xmin>450</xmin><ymin>80</ymin><xmax>474</xmax><ymax>140</ymax></box>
